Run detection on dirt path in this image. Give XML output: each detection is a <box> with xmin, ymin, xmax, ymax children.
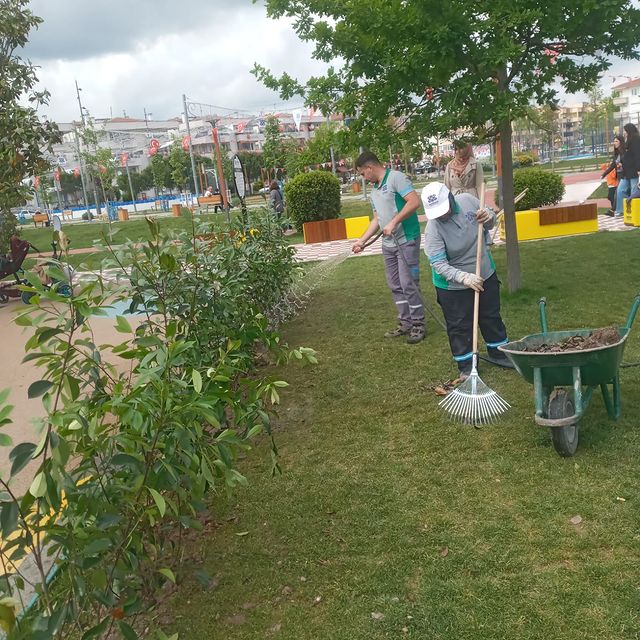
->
<box><xmin>0</xmin><ymin>303</ymin><xmax>130</xmax><ymax>495</ymax></box>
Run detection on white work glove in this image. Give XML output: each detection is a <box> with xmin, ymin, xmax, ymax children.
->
<box><xmin>476</xmin><ymin>207</ymin><xmax>492</xmax><ymax>224</ymax></box>
<box><xmin>455</xmin><ymin>271</ymin><xmax>484</xmax><ymax>292</ymax></box>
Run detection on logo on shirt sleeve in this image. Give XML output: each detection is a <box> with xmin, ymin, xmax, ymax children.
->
<box><xmin>465</xmin><ymin>210</ymin><xmax>476</xmax><ymax>222</ymax></box>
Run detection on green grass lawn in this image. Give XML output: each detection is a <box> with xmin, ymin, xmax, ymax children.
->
<box><xmin>17</xmin><ymin>200</ymin><xmax>376</xmax><ymax>259</ymax></box>
<box><xmin>153</xmin><ymin>230</ymin><xmax>640</xmax><ymax>640</ymax></box>
<box><xmin>542</xmin><ymin>157</ymin><xmax>604</xmax><ymax>172</ymax></box>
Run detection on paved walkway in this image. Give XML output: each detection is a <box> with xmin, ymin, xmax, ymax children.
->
<box><xmin>292</xmin><ymin>213</ymin><xmax>634</xmax><ymax>262</ymax></box>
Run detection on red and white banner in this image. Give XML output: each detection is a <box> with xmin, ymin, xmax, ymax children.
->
<box><xmin>120</xmin><ymin>152</ymin><xmax>129</xmax><ymax>167</ymax></box>
<box><xmin>182</xmin><ymin>135</ymin><xmax>191</xmax><ymax>151</ymax></box>
<box><xmin>34</xmin><ymin>175</ymin><xmax>40</xmax><ymax>189</ymax></box>
<box><xmin>212</xmin><ymin>128</ymin><xmax>219</xmax><ymax>146</ymax></box>
<box><xmin>53</xmin><ymin>169</ymin><xmax>61</xmax><ymax>182</ymax></box>
<box><xmin>73</xmin><ymin>167</ymin><xmax>80</xmax><ymax>177</ymax></box>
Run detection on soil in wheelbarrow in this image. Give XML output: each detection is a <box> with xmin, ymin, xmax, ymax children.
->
<box><xmin>526</xmin><ymin>327</ymin><xmax>621</xmax><ymax>353</ymax></box>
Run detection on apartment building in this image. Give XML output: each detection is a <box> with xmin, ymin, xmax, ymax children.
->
<box><xmin>612</xmin><ymin>77</ymin><xmax>640</xmax><ymax>130</ymax></box>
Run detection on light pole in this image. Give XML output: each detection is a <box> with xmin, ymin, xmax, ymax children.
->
<box><xmin>143</xmin><ymin>107</ymin><xmax>152</xmax><ymax>137</ymax></box>
<box><xmin>112</xmin><ymin>132</ymin><xmax>138</xmax><ymax>214</ymax></box>
<box><xmin>75</xmin><ymin>81</ymin><xmax>102</xmax><ymax>217</ymax></box>
<box><xmin>182</xmin><ymin>94</ymin><xmax>200</xmax><ymax>200</ymax></box>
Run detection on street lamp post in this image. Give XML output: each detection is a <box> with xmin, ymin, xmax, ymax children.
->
<box><xmin>182</xmin><ymin>94</ymin><xmax>200</xmax><ymax>200</ymax></box>
<box><xmin>75</xmin><ymin>81</ymin><xmax>102</xmax><ymax>217</ymax></box>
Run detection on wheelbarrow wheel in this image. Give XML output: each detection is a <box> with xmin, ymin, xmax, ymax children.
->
<box><xmin>548</xmin><ymin>389</ymin><xmax>579</xmax><ymax>457</ymax></box>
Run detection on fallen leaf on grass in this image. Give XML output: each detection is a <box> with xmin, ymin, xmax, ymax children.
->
<box><xmin>439</xmin><ymin>547</ymin><xmax>449</xmax><ymax>557</ymax></box>
<box><xmin>235</xmin><ymin>531</ymin><xmax>249</xmax><ymax>537</ymax></box>
<box><xmin>269</xmin><ymin>623</ymin><xmax>282</xmax><ymax>634</ymax></box>
<box><xmin>569</xmin><ymin>515</ymin><xmax>583</xmax><ymax>525</ymax></box>
<box><xmin>616</xmin><ymin>496</ymin><xmax>626</xmax><ymax>502</ymax></box>
<box><xmin>242</xmin><ymin>602</ymin><xmax>256</xmax><ymax>610</ymax></box>
<box><xmin>427</xmin><ymin>377</ymin><xmax>466</xmax><ymax>397</ymax></box>
<box><xmin>371</xmin><ymin>612</ymin><xmax>385</xmax><ymax>621</ymax></box>
<box><xmin>282</xmin><ymin>586</ymin><xmax>292</xmax><ymax>595</ymax></box>
<box><xmin>225</xmin><ymin>614</ymin><xmax>247</xmax><ymax>625</ymax></box>
<box><xmin>313</xmin><ymin>596</ymin><xmax>322</xmax><ymax>605</ymax></box>
<box><xmin>402</xmin><ymin>628</ymin><xmax>409</xmax><ymax>634</ymax></box>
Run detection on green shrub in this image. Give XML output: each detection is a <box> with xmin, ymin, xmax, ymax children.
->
<box><xmin>285</xmin><ymin>170</ymin><xmax>341</xmax><ymax>227</ymax></box>
<box><xmin>0</xmin><ymin>213</ymin><xmax>315</xmax><ymax>637</ymax></box>
<box><xmin>514</xmin><ymin>152</ymin><xmax>536</xmax><ymax>167</ymax></box>
<box><xmin>513</xmin><ymin>168</ymin><xmax>565</xmax><ymax>210</ymax></box>
<box><xmin>253</xmin><ymin>180</ymin><xmax>264</xmax><ymax>193</ymax></box>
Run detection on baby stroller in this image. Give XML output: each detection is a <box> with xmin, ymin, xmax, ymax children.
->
<box><xmin>0</xmin><ymin>234</ymin><xmax>73</xmax><ymax>305</ymax></box>
<box><xmin>0</xmin><ymin>236</ymin><xmax>36</xmax><ymax>304</ymax></box>
<box><xmin>20</xmin><ymin>236</ymin><xmax>74</xmax><ymax>305</ymax></box>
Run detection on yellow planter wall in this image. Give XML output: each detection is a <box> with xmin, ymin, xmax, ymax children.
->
<box><xmin>624</xmin><ymin>198</ymin><xmax>640</xmax><ymax>226</ymax></box>
<box><xmin>345</xmin><ymin>215</ymin><xmax>371</xmax><ymax>239</ymax></box>
<box><xmin>499</xmin><ymin>209</ymin><xmax>598</xmax><ymax>242</ymax></box>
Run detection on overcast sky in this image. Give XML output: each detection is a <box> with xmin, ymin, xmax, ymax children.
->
<box><xmin>22</xmin><ymin>0</ymin><xmax>640</xmax><ymax>124</ymax></box>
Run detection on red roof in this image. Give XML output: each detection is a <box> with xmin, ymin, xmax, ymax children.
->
<box><xmin>109</xmin><ymin>117</ymin><xmax>144</xmax><ymax>123</ymax></box>
<box><xmin>612</xmin><ymin>77</ymin><xmax>640</xmax><ymax>91</ymax></box>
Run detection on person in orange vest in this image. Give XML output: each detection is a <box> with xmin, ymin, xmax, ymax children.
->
<box><xmin>601</xmin><ymin>135</ymin><xmax>624</xmax><ymax>216</ymax></box>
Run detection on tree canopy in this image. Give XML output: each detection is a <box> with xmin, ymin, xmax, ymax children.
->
<box><xmin>0</xmin><ymin>0</ymin><xmax>60</xmax><ymax>252</ymax></box>
<box><xmin>254</xmin><ymin>0</ymin><xmax>640</xmax><ymax>290</ymax></box>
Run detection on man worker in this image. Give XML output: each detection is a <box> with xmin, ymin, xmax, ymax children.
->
<box><xmin>352</xmin><ymin>151</ymin><xmax>426</xmax><ymax>344</ymax></box>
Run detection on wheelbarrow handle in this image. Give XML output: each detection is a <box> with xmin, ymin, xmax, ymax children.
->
<box><xmin>624</xmin><ymin>294</ymin><xmax>640</xmax><ymax>332</ymax></box>
<box><xmin>538</xmin><ymin>297</ymin><xmax>549</xmax><ymax>334</ymax></box>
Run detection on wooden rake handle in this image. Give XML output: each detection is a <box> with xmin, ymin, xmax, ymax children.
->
<box><xmin>472</xmin><ymin>184</ymin><xmax>486</xmax><ymax>355</ymax></box>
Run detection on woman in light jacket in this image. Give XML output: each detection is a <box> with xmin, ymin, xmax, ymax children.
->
<box><xmin>444</xmin><ymin>141</ymin><xmax>484</xmax><ymax>198</ymax></box>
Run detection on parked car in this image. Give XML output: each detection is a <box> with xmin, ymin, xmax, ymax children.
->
<box><xmin>12</xmin><ymin>208</ymin><xmax>38</xmax><ymax>220</ymax></box>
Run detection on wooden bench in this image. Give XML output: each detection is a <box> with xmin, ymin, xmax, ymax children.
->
<box><xmin>197</xmin><ymin>195</ymin><xmax>224</xmax><ymax>212</ymax></box>
<box><xmin>62</xmin><ymin>209</ymin><xmax>73</xmax><ymax>221</ymax></box>
<box><xmin>33</xmin><ymin>213</ymin><xmax>50</xmax><ymax>228</ymax></box>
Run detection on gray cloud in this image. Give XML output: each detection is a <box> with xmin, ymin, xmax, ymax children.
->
<box><xmin>24</xmin><ymin>0</ymin><xmax>259</xmax><ymax>61</ymax></box>
<box><xmin>22</xmin><ymin>1</ymin><xmax>638</xmax><ymax>125</ymax></box>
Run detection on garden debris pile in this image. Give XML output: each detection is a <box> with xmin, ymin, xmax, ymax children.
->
<box><xmin>527</xmin><ymin>327</ymin><xmax>621</xmax><ymax>353</ymax></box>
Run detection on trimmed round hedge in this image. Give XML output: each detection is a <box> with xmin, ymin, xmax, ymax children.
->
<box><xmin>284</xmin><ymin>171</ymin><xmax>341</xmax><ymax>227</ymax></box>
<box><xmin>513</xmin><ymin>168</ymin><xmax>564</xmax><ymax>211</ymax></box>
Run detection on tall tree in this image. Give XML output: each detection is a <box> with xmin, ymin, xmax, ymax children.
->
<box><xmin>254</xmin><ymin>0</ymin><xmax>640</xmax><ymax>291</ymax></box>
<box><xmin>261</xmin><ymin>115</ymin><xmax>285</xmax><ymax>180</ymax></box>
<box><xmin>0</xmin><ymin>0</ymin><xmax>60</xmax><ymax>253</ymax></box>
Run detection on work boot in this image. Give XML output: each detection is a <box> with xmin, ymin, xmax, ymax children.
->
<box><xmin>485</xmin><ymin>350</ymin><xmax>515</xmax><ymax>369</ymax></box>
<box><xmin>384</xmin><ymin>324</ymin><xmax>410</xmax><ymax>338</ymax></box>
<box><xmin>406</xmin><ymin>325</ymin><xmax>426</xmax><ymax>344</ymax></box>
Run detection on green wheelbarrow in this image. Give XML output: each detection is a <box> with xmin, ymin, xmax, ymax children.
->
<box><xmin>499</xmin><ymin>294</ymin><xmax>640</xmax><ymax>457</ymax></box>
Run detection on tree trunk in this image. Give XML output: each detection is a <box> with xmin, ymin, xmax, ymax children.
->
<box><xmin>498</xmin><ymin>118</ymin><xmax>522</xmax><ymax>292</ymax></box>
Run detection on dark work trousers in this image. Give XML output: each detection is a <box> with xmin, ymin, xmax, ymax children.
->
<box><xmin>436</xmin><ymin>272</ymin><xmax>508</xmax><ymax>372</ymax></box>
<box><xmin>382</xmin><ymin>238</ymin><xmax>425</xmax><ymax>329</ymax></box>
<box><xmin>608</xmin><ymin>186</ymin><xmax>617</xmax><ymax>211</ymax></box>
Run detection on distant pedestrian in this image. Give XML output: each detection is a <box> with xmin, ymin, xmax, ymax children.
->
<box><xmin>601</xmin><ymin>135</ymin><xmax>624</xmax><ymax>216</ymax></box>
<box><xmin>269</xmin><ymin>181</ymin><xmax>285</xmax><ymax>219</ymax></box>
<box><xmin>351</xmin><ymin>151</ymin><xmax>426</xmax><ymax>344</ymax></box>
<box><xmin>444</xmin><ymin>141</ymin><xmax>484</xmax><ymax>199</ymax></box>
<box><xmin>615</xmin><ymin>124</ymin><xmax>640</xmax><ymax>216</ymax></box>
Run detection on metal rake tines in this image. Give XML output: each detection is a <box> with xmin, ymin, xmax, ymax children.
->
<box><xmin>439</xmin><ymin>375</ymin><xmax>510</xmax><ymax>426</ymax></box>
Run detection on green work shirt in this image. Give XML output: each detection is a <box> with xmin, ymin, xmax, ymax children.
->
<box><xmin>370</xmin><ymin>169</ymin><xmax>420</xmax><ymax>248</ymax></box>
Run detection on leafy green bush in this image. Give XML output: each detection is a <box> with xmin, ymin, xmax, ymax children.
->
<box><xmin>284</xmin><ymin>170</ymin><xmax>341</xmax><ymax>227</ymax></box>
<box><xmin>513</xmin><ymin>168</ymin><xmax>565</xmax><ymax>210</ymax></box>
<box><xmin>253</xmin><ymin>180</ymin><xmax>264</xmax><ymax>193</ymax></box>
<box><xmin>0</xmin><ymin>213</ymin><xmax>315</xmax><ymax>637</ymax></box>
<box><xmin>514</xmin><ymin>152</ymin><xmax>536</xmax><ymax>167</ymax></box>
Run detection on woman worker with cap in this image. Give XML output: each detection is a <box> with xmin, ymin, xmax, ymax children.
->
<box><xmin>421</xmin><ymin>182</ymin><xmax>512</xmax><ymax>378</ymax></box>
